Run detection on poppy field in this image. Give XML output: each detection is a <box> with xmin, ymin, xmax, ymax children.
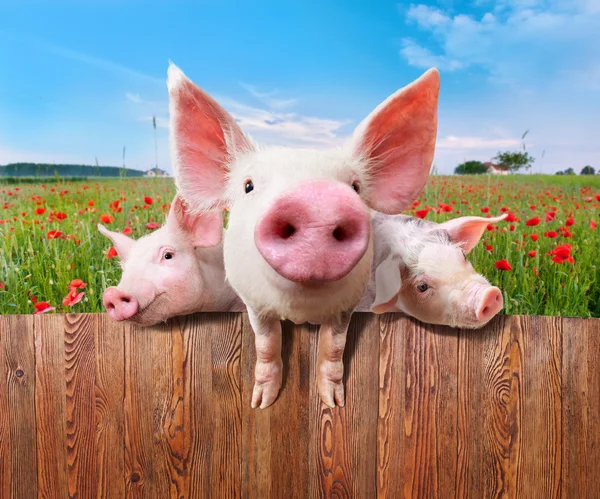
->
<box><xmin>1</xmin><ymin>174</ymin><xmax>599</xmax><ymax>317</ymax></box>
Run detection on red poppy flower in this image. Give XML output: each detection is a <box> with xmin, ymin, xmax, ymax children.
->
<box><xmin>495</xmin><ymin>259</ymin><xmax>513</xmax><ymax>271</ymax></box>
<box><xmin>530</xmin><ymin>205</ymin><xmax>536</xmax><ymax>210</ymax></box>
<box><xmin>68</xmin><ymin>279</ymin><xmax>87</xmax><ymax>290</ymax></box>
<box><xmin>107</xmin><ymin>246</ymin><xmax>118</xmax><ymax>259</ymax></box>
<box><xmin>415</xmin><ymin>209</ymin><xmax>429</xmax><ymax>219</ymax></box>
<box><xmin>146</xmin><ymin>222</ymin><xmax>160</xmax><ymax>230</ymax></box>
<box><xmin>122</xmin><ymin>226</ymin><xmax>133</xmax><ymax>235</ymax></box>
<box><xmin>88</xmin><ymin>200</ymin><xmax>95</xmax><ymax>207</ymax></box>
<box><xmin>525</xmin><ymin>217</ymin><xmax>540</xmax><ymax>226</ymax></box>
<box><xmin>481</xmin><ymin>207</ymin><xmax>490</xmax><ymax>213</ymax></box>
<box><xmin>533</xmin><ymin>267</ymin><xmax>539</xmax><ymax>277</ymax></box>
<box><xmin>566</xmin><ymin>217</ymin><xmax>575</xmax><ymax>226</ymax></box>
<box><xmin>46</xmin><ymin>230</ymin><xmax>63</xmax><ymax>239</ymax></box>
<box><xmin>591</xmin><ymin>220</ymin><xmax>597</xmax><ymax>229</ymax></box>
<box><xmin>100</xmin><ymin>214</ymin><xmax>114</xmax><ymax>224</ymax></box>
<box><xmin>35</xmin><ymin>207</ymin><xmax>46</xmax><ymax>215</ymax></box>
<box><xmin>552</xmin><ymin>256</ymin><xmax>565</xmax><ymax>264</ymax></box>
<box><xmin>549</xmin><ymin>244</ymin><xmax>572</xmax><ymax>259</ymax></box>
<box><xmin>0</xmin><ymin>281</ymin><xmax>4</xmax><ymax>289</ymax></box>
<box><xmin>563</xmin><ymin>231</ymin><xmax>573</xmax><ymax>238</ymax></box>
<box><xmin>544</xmin><ymin>231</ymin><xmax>558</xmax><ymax>238</ymax></box>
<box><xmin>486</xmin><ymin>224</ymin><xmax>494</xmax><ymax>231</ymax></box>
<box><xmin>530</xmin><ymin>234</ymin><xmax>539</xmax><ymax>241</ymax></box>
<box><xmin>596</xmin><ymin>195</ymin><xmax>600</xmax><ymax>202</ymax></box>
<box><xmin>144</xmin><ymin>196</ymin><xmax>153</xmax><ymax>205</ymax></box>
<box><xmin>545</xmin><ymin>212</ymin><xmax>556</xmax><ymax>222</ymax></box>
<box><xmin>486</xmin><ymin>245</ymin><xmax>494</xmax><ymax>252</ymax></box>
<box><xmin>55</xmin><ymin>212</ymin><xmax>68</xmax><ymax>221</ymax></box>
<box><xmin>62</xmin><ymin>289</ymin><xmax>85</xmax><ymax>307</ymax></box>
<box><xmin>505</xmin><ymin>212</ymin><xmax>518</xmax><ymax>222</ymax></box>
<box><xmin>509</xmin><ymin>225</ymin><xmax>515</xmax><ymax>231</ymax></box>
<box><xmin>34</xmin><ymin>302</ymin><xmax>55</xmax><ymax>315</ymax></box>
<box><xmin>439</xmin><ymin>203</ymin><xmax>453</xmax><ymax>213</ymax></box>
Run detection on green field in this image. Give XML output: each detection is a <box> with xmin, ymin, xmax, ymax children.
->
<box><xmin>1</xmin><ymin>174</ymin><xmax>599</xmax><ymax>317</ymax></box>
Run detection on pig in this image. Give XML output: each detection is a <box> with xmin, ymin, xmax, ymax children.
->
<box><xmin>356</xmin><ymin>213</ymin><xmax>507</xmax><ymax>327</ymax></box>
<box><xmin>99</xmin><ymin>196</ymin><xmax>245</xmax><ymax>326</ymax></box>
<box><xmin>167</xmin><ymin>63</ymin><xmax>440</xmax><ymax>408</ymax></box>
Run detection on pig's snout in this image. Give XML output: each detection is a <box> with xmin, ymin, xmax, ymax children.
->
<box><xmin>255</xmin><ymin>181</ymin><xmax>370</xmax><ymax>283</ymax></box>
<box><xmin>476</xmin><ymin>287</ymin><xmax>503</xmax><ymax>323</ymax></box>
<box><xmin>103</xmin><ymin>287</ymin><xmax>139</xmax><ymax>321</ymax></box>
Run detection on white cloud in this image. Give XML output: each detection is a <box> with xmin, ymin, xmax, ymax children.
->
<box><xmin>437</xmin><ymin>135</ymin><xmax>521</xmax><ymax>149</ymax></box>
<box><xmin>239</xmin><ymin>83</ymin><xmax>299</xmax><ymax>110</ymax></box>
<box><xmin>400</xmin><ymin>39</ymin><xmax>464</xmax><ymax>71</ymax></box>
<box><xmin>125</xmin><ymin>92</ymin><xmax>142</xmax><ymax>103</ymax></box>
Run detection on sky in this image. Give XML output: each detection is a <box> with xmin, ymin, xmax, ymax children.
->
<box><xmin>0</xmin><ymin>0</ymin><xmax>599</xmax><ymax>175</ymax></box>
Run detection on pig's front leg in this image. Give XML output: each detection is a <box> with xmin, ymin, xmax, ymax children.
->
<box><xmin>247</xmin><ymin>308</ymin><xmax>283</xmax><ymax>409</ymax></box>
<box><xmin>316</xmin><ymin>310</ymin><xmax>353</xmax><ymax>408</ymax></box>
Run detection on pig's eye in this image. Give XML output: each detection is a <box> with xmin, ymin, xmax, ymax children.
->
<box><xmin>416</xmin><ymin>282</ymin><xmax>429</xmax><ymax>293</ymax></box>
<box><xmin>351</xmin><ymin>181</ymin><xmax>360</xmax><ymax>193</ymax></box>
<box><xmin>244</xmin><ymin>179</ymin><xmax>254</xmax><ymax>194</ymax></box>
<box><xmin>163</xmin><ymin>252</ymin><xmax>174</xmax><ymax>260</ymax></box>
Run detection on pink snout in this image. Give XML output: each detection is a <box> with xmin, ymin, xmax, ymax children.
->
<box><xmin>255</xmin><ymin>181</ymin><xmax>371</xmax><ymax>283</ymax></box>
<box><xmin>103</xmin><ymin>287</ymin><xmax>139</xmax><ymax>321</ymax></box>
<box><xmin>476</xmin><ymin>287</ymin><xmax>503</xmax><ymax>323</ymax></box>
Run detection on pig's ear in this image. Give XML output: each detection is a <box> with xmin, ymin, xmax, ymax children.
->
<box><xmin>353</xmin><ymin>68</ymin><xmax>439</xmax><ymax>214</ymax></box>
<box><xmin>97</xmin><ymin>224</ymin><xmax>135</xmax><ymax>260</ymax></box>
<box><xmin>438</xmin><ymin>214</ymin><xmax>508</xmax><ymax>253</ymax></box>
<box><xmin>370</xmin><ymin>255</ymin><xmax>403</xmax><ymax>314</ymax></box>
<box><xmin>167</xmin><ymin>196</ymin><xmax>223</xmax><ymax>248</ymax></box>
<box><xmin>168</xmin><ymin>63</ymin><xmax>253</xmax><ymax>211</ymax></box>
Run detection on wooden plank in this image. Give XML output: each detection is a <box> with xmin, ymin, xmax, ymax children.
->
<box><xmin>460</xmin><ymin>315</ymin><xmax>523</xmax><ymax>498</ymax></box>
<box><xmin>64</xmin><ymin>313</ymin><xmax>99</xmax><ymax>498</ymax></box>
<box><xmin>185</xmin><ymin>313</ymin><xmax>215</xmax><ymax>495</ymax></box>
<box><xmin>210</xmin><ymin>312</ymin><xmax>243</xmax><ymax>499</ymax></box>
<box><xmin>0</xmin><ymin>312</ymin><xmax>12</xmax><ymax>499</ymax></box>
<box><xmin>124</xmin><ymin>321</ymin><xmax>155</xmax><ymax>497</ymax></box>
<box><xmin>241</xmin><ymin>318</ymin><xmax>313</xmax><ymax>498</ymax></box>
<box><xmin>518</xmin><ymin>315</ymin><xmax>562</xmax><ymax>498</ymax></box>
<box><xmin>4</xmin><ymin>314</ymin><xmax>38</xmax><ymax>498</ymax></box>
<box><xmin>562</xmin><ymin>317</ymin><xmax>588</xmax><ymax>497</ymax></box>
<box><xmin>377</xmin><ymin>314</ymin><xmax>406</xmax><ymax>499</ymax></box>
<box><xmin>34</xmin><ymin>313</ymin><xmax>68</xmax><ymax>498</ymax></box>
<box><xmin>95</xmin><ymin>314</ymin><xmax>125</xmax><ymax>498</ymax></box>
<box><xmin>309</xmin><ymin>313</ymin><xmax>379</xmax><ymax>498</ymax></box>
<box><xmin>586</xmin><ymin>318</ymin><xmax>600</xmax><ymax>497</ymax></box>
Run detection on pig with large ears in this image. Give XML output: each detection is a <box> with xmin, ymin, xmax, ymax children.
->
<box><xmin>99</xmin><ymin>196</ymin><xmax>244</xmax><ymax>326</ymax></box>
<box><xmin>359</xmin><ymin>213</ymin><xmax>507</xmax><ymax>327</ymax></box>
<box><xmin>167</xmin><ymin>63</ymin><xmax>440</xmax><ymax>408</ymax></box>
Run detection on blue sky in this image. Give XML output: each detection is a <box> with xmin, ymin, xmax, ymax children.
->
<box><xmin>1</xmin><ymin>0</ymin><xmax>599</xmax><ymax>174</ymax></box>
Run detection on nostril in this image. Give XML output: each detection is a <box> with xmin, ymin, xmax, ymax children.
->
<box><xmin>332</xmin><ymin>227</ymin><xmax>345</xmax><ymax>241</ymax></box>
<box><xmin>122</xmin><ymin>297</ymin><xmax>130</xmax><ymax>304</ymax></box>
<box><xmin>107</xmin><ymin>302</ymin><xmax>115</xmax><ymax>312</ymax></box>
<box><xmin>280</xmin><ymin>224</ymin><xmax>295</xmax><ymax>239</ymax></box>
<box><xmin>481</xmin><ymin>306</ymin><xmax>490</xmax><ymax>317</ymax></box>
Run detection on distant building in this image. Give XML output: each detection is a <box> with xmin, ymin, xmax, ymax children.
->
<box><xmin>484</xmin><ymin>162</ymin><xmax>510</xmax><ymax>175</ymax></box>
<box><xmin>145</xmin><ymin>168</ymin><xmax>170</xmax><ymax>178</ymax></box>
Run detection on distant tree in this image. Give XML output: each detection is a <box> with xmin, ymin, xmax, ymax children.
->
<box><xmin>581</xmin><ymin>165</ymin><xmax>595</xmax><ymax>175</ymax></box>
<box><xmin>564</xmin><ymin>167</ymin><xmax>575</xmax><ymax>175</ymax></box>
<box><xmin>454</xmin><ymin>160</ymin><xmax>488</xmax><ymax>175</ymax></box>
<box><xmin>555</xmin><ymin>171</ymin><xmax>564</xmax><ymax>175</ymax></box>
<box><xmin>493</xmin><ymin>151</ymin><xmax>535</xmax><ymax>172</ymax></box>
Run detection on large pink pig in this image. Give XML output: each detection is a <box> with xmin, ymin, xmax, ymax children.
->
<box><xmin>99</xmin><ymin>196</ymin><xmax>244</xmax><ymax>326</ymax></box>
<box><xmin>167</xmin><ymin>64</ymin><xmax>440</xmax><ymax>408</ymax></box>
<box><xmin>357</xmin><ymin>213</ymin><xmax>507</xmax><ymax>327</ymax></box>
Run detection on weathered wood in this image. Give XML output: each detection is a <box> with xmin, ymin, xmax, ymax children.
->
<box><xmin>3</xmin><ymin>315</ymin><xmax>38</xmax><ymax>499</ymax></box>
<box><xmin>0</xmin><ymin>312</ymin><xmax>599</xmax><ymax>498</ymax></box>
<box><xmin>34</xmin><ymin>314</ymin><xmax>68</xmax><ymax>498</ymax></box>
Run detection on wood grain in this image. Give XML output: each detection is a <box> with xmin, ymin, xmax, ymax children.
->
<box><xmin>34</xmin><ymin>314</ymin><xmax>68</xmax><ymax>498</ymax></box>
<box><xmin>95</xmin><ymin>314</ymin><xmax>125</xmax><ymax>497</ymax></box>
<box><xmin>1</xmin><ymin>312</ymin><xmax>600</xmax><ymax>498</ymax></box>
<box><xmin>4</xmin><ymin>314</ymin><xmax>38</xmax><ymax>499</ymax></box>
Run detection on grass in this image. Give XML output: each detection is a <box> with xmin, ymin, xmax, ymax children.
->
<box><xmin>1</xmin><ymin>174</ymin><xmax>599</xmax><ymax>317</ymax></box>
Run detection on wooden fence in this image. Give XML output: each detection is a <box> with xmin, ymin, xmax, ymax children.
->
<box><xmin>0</xmin><ymin>312</ymin><xmax>598</xmax><ymax>498</ymax></box>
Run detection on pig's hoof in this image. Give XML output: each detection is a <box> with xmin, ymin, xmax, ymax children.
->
<box><xmin>317</xmin><ymin>378</ymin><xmax>345</xmax><ymax>408</ymax></box>
<box><xmin>251</xmin><ymin>360</ymin><xmax>283</xmax><ymax>409</ymax></box>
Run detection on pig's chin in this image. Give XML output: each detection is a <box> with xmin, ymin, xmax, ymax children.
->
<box><xmin>128</xmin><ymin>293</ymin><xmax>170</xmax><ymax>327</ymax></box>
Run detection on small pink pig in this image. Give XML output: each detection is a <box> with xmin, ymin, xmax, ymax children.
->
<box><xmin>167</xmin><ymin>64</ymin><xmax>440</xmax><ymax>408</ymax></box>
<box><xmin>357</xmin><ymin>213</ymin><xmax>507</xmax><ymax>327</ymax></box>
<box><xmin>99</xmin><ymin>196</ymin><xmax>244</xmax><ymax>326</ymax></box>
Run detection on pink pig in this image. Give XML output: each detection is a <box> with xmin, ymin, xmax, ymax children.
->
<box><xmin>357</xmin><ymin>213</ymin><xmax>507</xmax><ymax>327</ymax></box>
<box><xmin>167</xmin><ymin>64</ymin><xmax>440</xmax><ymax>408</ymax></box>
<box><xmin>99</xmin><ymin>196</ymin><xmax>244</xmax><ymax>326</ymax></box>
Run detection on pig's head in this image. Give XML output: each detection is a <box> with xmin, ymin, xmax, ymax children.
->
<box><xmin>99</xmin><ymin>196</ymin><xmax>239</xmax><ymax>326</ymax></box>
<box><xmin>167</xmin><ymin>64</ymin><xmax>439</xmax><ymax>321</ymax></box>
<box><xmin>371</xmin><ymin>214</ymin><xmax>507</xmax><ymax>328</ymax></box>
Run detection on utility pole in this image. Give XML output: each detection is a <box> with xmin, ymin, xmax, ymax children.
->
<box><xmin>153</xmin><ymin>116</ymin><xmax>158</xmax><ymax>175</ymax></box>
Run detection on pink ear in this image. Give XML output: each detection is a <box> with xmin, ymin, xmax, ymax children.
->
<box><xmin>353</xmin><ymin>68</ymin><xmax>440</xmax><ymax>214</ymax></box>
<box><xmin>438</xmin><ymin>214</ymin><xmax>508</xmax><ymax>253</ymax></box>
<box><xmin>167</xmin><ymin>196</ymin><xmax>223</xmax><ymax>248</ymax></box>
<box><xmin>168</xmin><ymin>63</ymin><xmax>253</xmax><ymax>211</ymax></box>
<box><xmin>97</xmin><ymin>224</ymin><xmax>135</xmax><ymax>260</ymax></box>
